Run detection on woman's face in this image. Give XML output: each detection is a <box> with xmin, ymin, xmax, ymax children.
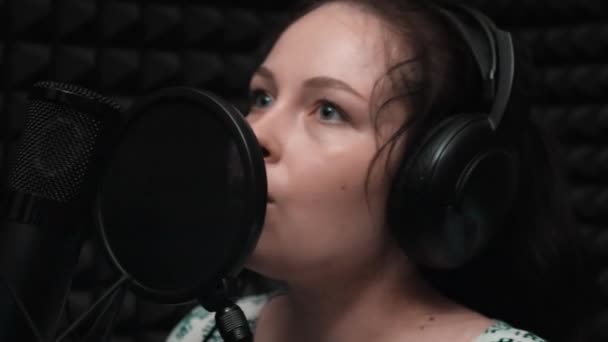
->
<box><xmin>245</xmin><ymin>2</ymin><xmax>408</xmax><ymax>282</ymax></box>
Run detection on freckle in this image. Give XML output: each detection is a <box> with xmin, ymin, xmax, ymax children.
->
<box><xmin>340</xmin><ymin>185</ymin><xmax>347</xmax><ymax>190</ymax></box>
<box><xmin>429</xmin><ymin>316</ymin><xmax>435</xmax><ymax>321</ymax></box>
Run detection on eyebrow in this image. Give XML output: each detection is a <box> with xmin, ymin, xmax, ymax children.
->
<box><xmin>254</xmin><ymin>65</ymin><xmax>365</xmax><ymax>100</ymax></box>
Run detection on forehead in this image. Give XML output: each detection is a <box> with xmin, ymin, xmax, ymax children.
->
<box><xmin>262</xmin><ymin>2</ymin><xmax>397</xmax><ymax>99</ymax></box>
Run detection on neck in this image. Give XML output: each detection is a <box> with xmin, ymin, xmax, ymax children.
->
<box><xmin>270</xmin><ymin>244</ymin><xmax>462</xmax><ymax>342</ymax></box>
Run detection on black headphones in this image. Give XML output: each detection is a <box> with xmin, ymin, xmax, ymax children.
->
<box><xmin>388</xmin><ymin>4</ymin><xmax>519</xmax><ymax>269</ymax></box>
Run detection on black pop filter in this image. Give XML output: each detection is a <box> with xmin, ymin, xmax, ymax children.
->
<box><xmin>94</xmin><ymin>87</ymin><xmax>266</xmax><ymax>304</ymax></box>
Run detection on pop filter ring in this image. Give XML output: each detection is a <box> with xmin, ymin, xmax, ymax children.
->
<box><xmin>93</xmin><ymin>87</ymin><xmax>267</xmax><ymax>304</ymax></box>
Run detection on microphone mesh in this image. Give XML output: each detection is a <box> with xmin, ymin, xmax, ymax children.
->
<box><xmin>7</xmin><ymin>83</ymin><xmax>118</xmax><ymax>203</ymax></box>
<box><xmin>31</xmin><ymin>81</ymin><xmax>122</xmax><ymax>112</ymax></box>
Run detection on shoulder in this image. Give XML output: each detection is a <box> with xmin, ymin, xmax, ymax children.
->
<box><xmin>166</xmin><ymin>294</ymin><xmax>271</xmax><ymax>342</ymax></box>
<box><xmin>473</xmin><ymin>321</ymin><xmax>547</xmax><ymax>342</ymax></box>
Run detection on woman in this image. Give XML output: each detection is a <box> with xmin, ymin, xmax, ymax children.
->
<box><xmin>169</xmin><ymin>0</ymin><xmax>594</xmax><ymax>341</ymax></box>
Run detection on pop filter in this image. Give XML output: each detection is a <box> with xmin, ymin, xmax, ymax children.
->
<box><xmin>94</xmin><ymin>87</ymin><xmax>266</xmax><ymax>305</ymax></box>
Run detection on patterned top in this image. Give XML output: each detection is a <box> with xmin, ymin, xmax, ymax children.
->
<box><xmin>167</xmin><ymin>294</ymin><xmax>546</xmax><ymax>342</ymax></box>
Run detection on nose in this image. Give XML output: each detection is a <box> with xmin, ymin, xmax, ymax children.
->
<box><xmin>246</xmin><ymin>111</ymin><xmax>280</xmax><ymax>164</ymax></box>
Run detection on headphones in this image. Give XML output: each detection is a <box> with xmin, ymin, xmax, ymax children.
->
<box><xmin>388</xmin><ymin>3</ymin><xmax>519</xmax><ymax>269</ymax></box>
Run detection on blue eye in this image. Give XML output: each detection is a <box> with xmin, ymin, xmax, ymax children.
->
<box><xmin>250</xmin><ymin>89</ymin><xmax>273</xmax><ymax>108</ymax></box>
<box><xmin>318</xmin><ymin>101</ymin><xmax>347</xmax><ymax>123</ymax></box>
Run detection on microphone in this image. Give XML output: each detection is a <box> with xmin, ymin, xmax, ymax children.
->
<box><xmin>0</xmin><ymin>81</ymin><xmax>122</xmax><ymax>341</ymax></box>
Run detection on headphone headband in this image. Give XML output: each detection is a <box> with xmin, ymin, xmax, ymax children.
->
<box><xmin>434</xmin><ymin>4</ymin><xmax>515</xmax><ymax>130</ymax></box>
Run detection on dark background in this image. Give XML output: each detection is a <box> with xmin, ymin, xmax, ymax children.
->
<box><xmin>0</xmin><ymin>0</ymin><xmax>607</xmax><ymax>341</ymax></box>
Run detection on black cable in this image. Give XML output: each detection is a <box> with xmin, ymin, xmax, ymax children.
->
<box><xmin>81</xmin><ymin>283</ymin><xmax>124</xmax><ymax>341</ymax></box>
<box><xmin>62</xmin><ymin>296</ymin><xmax>82</xmax><ymax>342</ymax></box>
<box><xmin>101</xmin><ymin>285</ymin><xmax>126</xmax><ymax>342</ymax></box>
<box><xmin>56</xmin><ymin>275</ymin><xmax>129</xmax><ymax>342</ymax></box>
<box><xmin>0</xmin><ymin>277</ymin><xmax>44</xmax><ymax>342</ymax></box>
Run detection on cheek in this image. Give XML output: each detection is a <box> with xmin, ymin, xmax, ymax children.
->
<box><xmin>248</xmin><ymin>141</ymin><xmax>392</xmax><ymax>277</ymax></box>
<box><xmin>286</xmin><ymin>140</ymin><xmax>384</xmax><ymax>225</ymax></box>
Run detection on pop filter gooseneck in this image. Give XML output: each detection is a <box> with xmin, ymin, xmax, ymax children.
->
<box><xmin>94</xmin><ymin>87</ymin><xmax>267</xmax><ymax>342</ymax></box>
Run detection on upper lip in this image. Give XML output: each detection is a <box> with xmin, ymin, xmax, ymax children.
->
<box><xmin>267</xmin><ymin>194</ymin><xmax>274</xmax><ymax>203</ymax></box>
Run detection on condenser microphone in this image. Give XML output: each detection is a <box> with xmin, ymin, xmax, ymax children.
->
<box><xmin>0</xmin><ymin>81</ymin><xmax>122</xmax><ymax>341</ymax></box>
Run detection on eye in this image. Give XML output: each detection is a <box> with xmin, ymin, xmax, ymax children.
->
<box><xmin>249</xmin><ymin>89</ymin><xmax>273</xmax><ymax>109</ymax></box>
<box><xmin>317</xmin><ymin>100</ymin><xmax>348</xmax><ymax>123</ymax></box>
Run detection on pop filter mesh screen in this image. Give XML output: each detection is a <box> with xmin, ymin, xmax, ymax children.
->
<box><xmin>98</xmin><ymin>99</ymin><xmax>251</xmax><ymax>301</ymax></box>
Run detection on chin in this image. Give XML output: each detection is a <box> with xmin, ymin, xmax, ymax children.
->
<box><xmin>243</xmin><ymin>243</ymin><xmax>272</xmax><ymax>274</ymax></box>
<box><xmin>244</xmin><ymin>258</ymin><xmax>281</xmax><ymax>282</ymax></box>
<box><xmin>243</xmin><ymin>246</ymin><xmax>296</xmax><ymax>282</ymax></box>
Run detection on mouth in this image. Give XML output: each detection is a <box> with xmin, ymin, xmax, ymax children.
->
<box><xmin>267</xmin><ymin>194</ymin><xmax>275</xmax><ymax>203</ymax></box>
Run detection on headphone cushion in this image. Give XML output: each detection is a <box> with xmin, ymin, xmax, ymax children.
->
<box><xmin>388</xmin><ymin>114</ymin><xmax>518</xmax><ymax>268</ymax></box>
<box><xmin>403</xmin><ymin>114</ymin><xmax>493</xmax><ymax>196</ymax></box>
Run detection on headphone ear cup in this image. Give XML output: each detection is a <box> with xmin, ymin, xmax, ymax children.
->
<box><xmin>388</xmin><ymin>114</ymin><xmax>518</xmax><ymax>269</ymax></box>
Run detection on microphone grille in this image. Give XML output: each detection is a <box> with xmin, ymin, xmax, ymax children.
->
<box><xmin>7</xmin><ymin>82</ymin><xmax>121</xmax><ymax>203</ymax></box>
<box><xmin>33</xmin><ymin>81</ymin><xmax>122</xmax><ymax>112</ymax></box>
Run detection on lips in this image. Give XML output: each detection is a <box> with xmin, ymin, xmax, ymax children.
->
<box><xmin>267</xmin><ymin>194</ymin><xmax>275</xmax><ymax>203</ymax></box>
